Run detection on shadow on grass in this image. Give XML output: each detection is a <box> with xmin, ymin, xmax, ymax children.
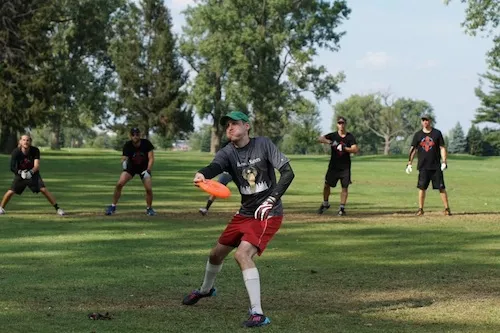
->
<box><xmin>1</xmin><ymin>212</ymin><xmax>499</xmax><ymax>332</ymax></box>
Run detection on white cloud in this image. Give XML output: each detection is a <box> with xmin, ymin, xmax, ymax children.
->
<box><xmin>356</xmin><ymin>51</ymin><xmax>392</xmax><ymax>70</ymax></box>
<box><xmin>416</xmin><ymin>59</ymin><xmax>439</xmax><ymax>69</ymax></box>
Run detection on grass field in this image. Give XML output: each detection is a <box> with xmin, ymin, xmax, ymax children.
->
<box><xmin>0</xmin><ymin>149</ymin><xmax>499</xmax><ymax>333</ymax></box>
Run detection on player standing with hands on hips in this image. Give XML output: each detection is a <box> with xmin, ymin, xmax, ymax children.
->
<box><xmin>317</xmin><ymin>116</ymin><xmax>359</xmax><ymax>216</ymax></box>
<box><xmin>105</xmin><ymin>127</ymin><xmax>156</xmax><ymax>216</ymax></box>
<box><xmin>406</xmin><ymin>114</ymin><xmax>451</xmax><ymax>216</ymax></box>
<box><xmin>0</xmin><ymin>134</ymin><xmax>65</xmax><ymax>216</ymax></box>
<box><xmin>182</xmin><ymin>111</ymin><xmax>295</xmax><ymax>328</ymax></box>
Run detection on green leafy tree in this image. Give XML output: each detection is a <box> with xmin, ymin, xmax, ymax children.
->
<box><xmin>181</xmin><ymin>0</ymin><xmax>350</xmax><ymax>150</ymax></box>
<box><xmin>448</xmin><ymin>122</ymin><xmax>467</xmax><ymax>153</ymax></box>
<box><xmin>444</xmin><ymin>0</ymin><xmax>499</xmax><ymax>36</ymax></box>
<box><xmin>445</xmin><ymin>1</ymin><xmax>499</xmax><ymax>126</ymax></box>
<box><xmin>393</xmin><ymin>98</ymin><xmax>435</xmax><ymax>137</ymax></box>
<box><xmin>280</xmin><ymin>99</ymin><xmax>322</xmax><ymax>155</ymax></box>
<box><xmin>180</xmin><ymin>1</ymin><xmax>235</xmax><ymax>153</ymax></box>
<box><xmin>466</xmin><ymin>125</ymin><xmax>484</xmax><ymax>156</ymax></box>
<box><xmin>230</xmin><ymin>0</ymin><xmax>350</xmax><ymax>142</ymax></box>
<box><xmin>474</xmin><ymin>41</ymin><xmax>500</xmax><ymax>125</ymax></box>
<box><xmin>109</xmin><ymin>0</ymin><xmax>193</xmax><ymax>140</ymax></box>
<box><xmin>482</xmin><ymin>127</ymin><xmax>500</xmax><ymax>155</ymax></box>
<box><xmin>43</xmin><ymin>0</ymin><xmax>123</xmax><ymax>149</ymax></box>
<box><xmin>200</xmin><ymin>125</ymin><xmax>212</xmax><ymax>153</ymax></box>
<box><xmin>0</xmin><ymin>1</ymin><xmax>53</xmax><ymax>153</ymax></box>
<box><xmin>332</xmin><ymin>94</ymin><xmax>381</xmax><ymax>155</ymax></box>
<box><xmin>332</xmin><ymin>93</ymin><xmax>435</xmax><ymax>155</ymax></box>
<box><xmin>0</xmin><ymin>1</ymin><xmax>123</xmax><ymax>152</ymax></box>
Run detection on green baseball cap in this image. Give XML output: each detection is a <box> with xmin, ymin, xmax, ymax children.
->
<box><xmin>220</xmin><ymin>111</ymin><xmax>250</xmax><ymax>126</ymax></box>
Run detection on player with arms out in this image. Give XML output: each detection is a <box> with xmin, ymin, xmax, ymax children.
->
<box><xmin>105</xmin><ymin>127</ymin><xmax>156</xmax><ymax>216</ymax></box>
<box><xmin>182</xmin><ymin>111</ymin><xmax>295</xmax><ymax>328</ymax></box>
<box><xmin>317</xmin><ymin>116</ymin><xmax>359</xmax><ymax>216</ymax></box>
<box><xmin>0</xmin><ymin>134</ymin><xmax>65</xmax><ymax>216</ymax></box>
<box><xmin>406</xmin><ymin>115</ymin><xmax>451</xmax><ymax>216</ymax></box>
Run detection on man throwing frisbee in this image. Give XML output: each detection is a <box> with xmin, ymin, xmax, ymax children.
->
<box><xmin>317</xmin><ymin>116</ymin><xmax>359</xmax><ymax>216</ymax></box>
<box><xmin>182</xmin><ymin>111</ymin><xmax>295</xmax><ymax>328</ymax></box>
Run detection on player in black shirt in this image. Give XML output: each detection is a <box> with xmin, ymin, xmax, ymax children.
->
<box><xmin>105</xmin><ymin>127</ymin><xmax>156</xmax><ymax>216</ymax></box>
<box><xmin>182</xmin><ymin>111</ymin><xmax>295</xmax><ymax>328</ymax></box>
<box><xmin>406</xmin><ymin>115</ymin><xmax>451</xmax><ymax>216</ymax></box>
<box><xmin>317</xmin><ymin>116</ymin><xmax>359</xmax><ymax>216</ymax></box>
<box><xmin>0</xmin><ymin>134</ymin><xmax>65</xmax><ymax>216</ymax></box>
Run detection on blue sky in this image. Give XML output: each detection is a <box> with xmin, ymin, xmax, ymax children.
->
<box><xmin>166</xmin><ymin>0</ymin><xmax>495</xmax><ymax>136</ymax></box>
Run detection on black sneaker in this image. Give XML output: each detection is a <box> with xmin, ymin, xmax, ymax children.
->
<box><xmin>416</xmin><ymin>208</ymin><xmax>424</xmax><ymax>216</ymax></box>
<box><xmin>182</xmin><ymin>288</ymin><xmax>216</xmax><ymax>305</ymax></box>
<box><xmin>338</xmin><ymin>208</ymin><xmax>346</xmax><ymax>216</ymax></box>
<box><xmin>317</xmin><ymin>203</ymin><xmax>330</xmax><ymax>214</ymax></box>
<box><xmin>242</xmin><ymin>313</ymin><xmax>271</xmax><ymax>328</ymax></box>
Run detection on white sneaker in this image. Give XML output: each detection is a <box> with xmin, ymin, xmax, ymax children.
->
<box><xmin>199</xmin><ymin>208</ymin><xmax>208</xmax><ymax>216</ymax></box>
<box><xmin>57</xmin><ymin>208</ymin><xmax>65</xmax><ymax>216</ymax></box>
<box><xmin>0</xmin><ymin>207</ymin><xmax>5</xmax><ymax>215</ymax></box>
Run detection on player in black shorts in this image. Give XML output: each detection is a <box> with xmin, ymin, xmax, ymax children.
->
<box><xmin>406</xmin><ymin>115</ymin><xmax>451</xmax><ymax>216</ymax></box>
<box><xmin>317</xmin><ymin>116</ymin><xmax>359</xmax><ymax>216</ymax></box>
<box><xmin>0</xmin><ymin>134</ymin><xmax>65</xmax><ymax>216</ymax></box>
<box><xmin>105</xmin><ymin>127</ymin><xmax>156</xmax><ymax>216</ymax></box>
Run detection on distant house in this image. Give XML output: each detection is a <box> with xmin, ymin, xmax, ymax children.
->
<box><xmin>172</xmin><ymin>140</ymin><xmax>190</xmax><ymax>151</ymax></box>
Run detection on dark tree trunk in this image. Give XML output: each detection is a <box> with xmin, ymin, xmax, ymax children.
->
<box><xmin>211</xmin><ymin>72</ymin><xmax>223</xmax><ymax>153</ymax></box>
<box><xmin>50</xmin><ymin>124</ymin><xmax>61</xmax><ymax>150</ymax></box>
<box><xmin>0</xmin><ymin>124</ymin><xmax>18</xmax><ymax>154</ymax></box>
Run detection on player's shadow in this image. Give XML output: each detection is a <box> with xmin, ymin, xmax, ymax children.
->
<box><xmin>349</xmin><ymin>297</ymin><xmax>435</xmax><ymax>313</ymax></box>
<box><xmin>448</xmin><ymin>211</ymin><xmax>500</xmax><ymax>216</ymax></box>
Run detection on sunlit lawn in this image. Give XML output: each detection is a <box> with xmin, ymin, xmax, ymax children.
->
<box><xmin>0</xmin><ymin>149</ymin><xmax>499</xmax><ymax>332</ymax></box>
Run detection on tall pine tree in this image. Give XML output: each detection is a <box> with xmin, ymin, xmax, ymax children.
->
<box><xmin>109</xmin><ymin>0</ymin><xmax>192</xmax><ymax>139</ymax></box>
<box><xmin>474</xmin><ymin>40</ymin><xmax>500</xmax><ymax>126</ymax></box>
<box><xmin>448</xmin><ymin>122</ymin><xmax>467</xmax><ymax>153</ymax></box>
<box><xmin>466</xmin><ymin>125</ymin><xmax>484</xmax><ymax>156</ymax></box>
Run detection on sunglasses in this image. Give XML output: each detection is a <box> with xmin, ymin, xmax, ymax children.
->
<box><xmin>337</xmin><ymin>121</ymin><xmax>345</xmax><ymax>125</ymax></box>
<box><xmin>131</xmin><ymin>132</ymin><xmax>141</xmax><ymax>136</ymax></box>
<box><xmin>421</xmin><ymin>118</ymin><xmax>430</xmax><ymax>122</ymax></box>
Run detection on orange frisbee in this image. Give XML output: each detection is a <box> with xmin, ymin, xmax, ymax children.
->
<box><xmin>196</xmin><ymin>179</ymin><xmax>231</xmax><ymax>199</ymax></box>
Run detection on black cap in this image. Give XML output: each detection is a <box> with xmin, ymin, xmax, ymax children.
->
<box><xmin>421</xmin><ymin>114</ymin><xmax>433</xmax><ymax>121</ymax></box>
<box><xmin>130</xmin><ymin>127</ymin><xmax>141</xmax><ymax>135</ymax></box>
<box><xmin>337</xmin><ymin>116</ymin><xmax>347</xmax><ymax>123</ymax></box>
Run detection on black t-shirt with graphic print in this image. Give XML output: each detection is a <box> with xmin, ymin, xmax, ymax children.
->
<box><xmin>324</xmin><ymin>132</ymin><xmax>357</xmax><ymax>171</ymax></box>
<box><xmin>212</xmin><ymin>137</ymin><xmax>290</xmax><ymax>217</ymax></box>
<box><xmin>10</xmin><ymin>146</ymin><xmax>40</xmax><ymax>175</ymax></box>
<box><xmin>411</xmin><ymin>128</ymin><xmax>445</xmax><ymax>170</ymax></box>
<box><xmin>122</xmin><ymin>139</ymin><xmax>155</xmax><ymax>171</ymax></box>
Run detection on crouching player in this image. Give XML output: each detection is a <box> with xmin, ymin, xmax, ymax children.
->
<box><xmin>0</xmin><ymin>134</ymin><xmax>65</xmax><ymax>216</ymax></box>
<box><xmin>105</xmin><ymin>127</ymin><xmax>156</xmax><ymax>216</ymax></box>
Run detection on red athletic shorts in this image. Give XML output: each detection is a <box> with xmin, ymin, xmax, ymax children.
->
<box><xmin>218</xmin><ymin>214</ymin><xmax>283</xmax><ymax>255</ymax></box>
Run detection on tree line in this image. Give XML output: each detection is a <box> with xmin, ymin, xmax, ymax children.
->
<box><xmin>1</xmin><ymin>0</ymin><xmax>498</xmax><ymax>156</ymax></box>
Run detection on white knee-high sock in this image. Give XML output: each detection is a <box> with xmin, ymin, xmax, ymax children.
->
<box><xmin>200</xmin><ymin>261</ymin><xmax>222</xmax><ymax>294</ymax></box>
<box><xmin>243</xmin><ymin>268</ymin><xmax>263</xmax><ymax>315</ymax></box>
